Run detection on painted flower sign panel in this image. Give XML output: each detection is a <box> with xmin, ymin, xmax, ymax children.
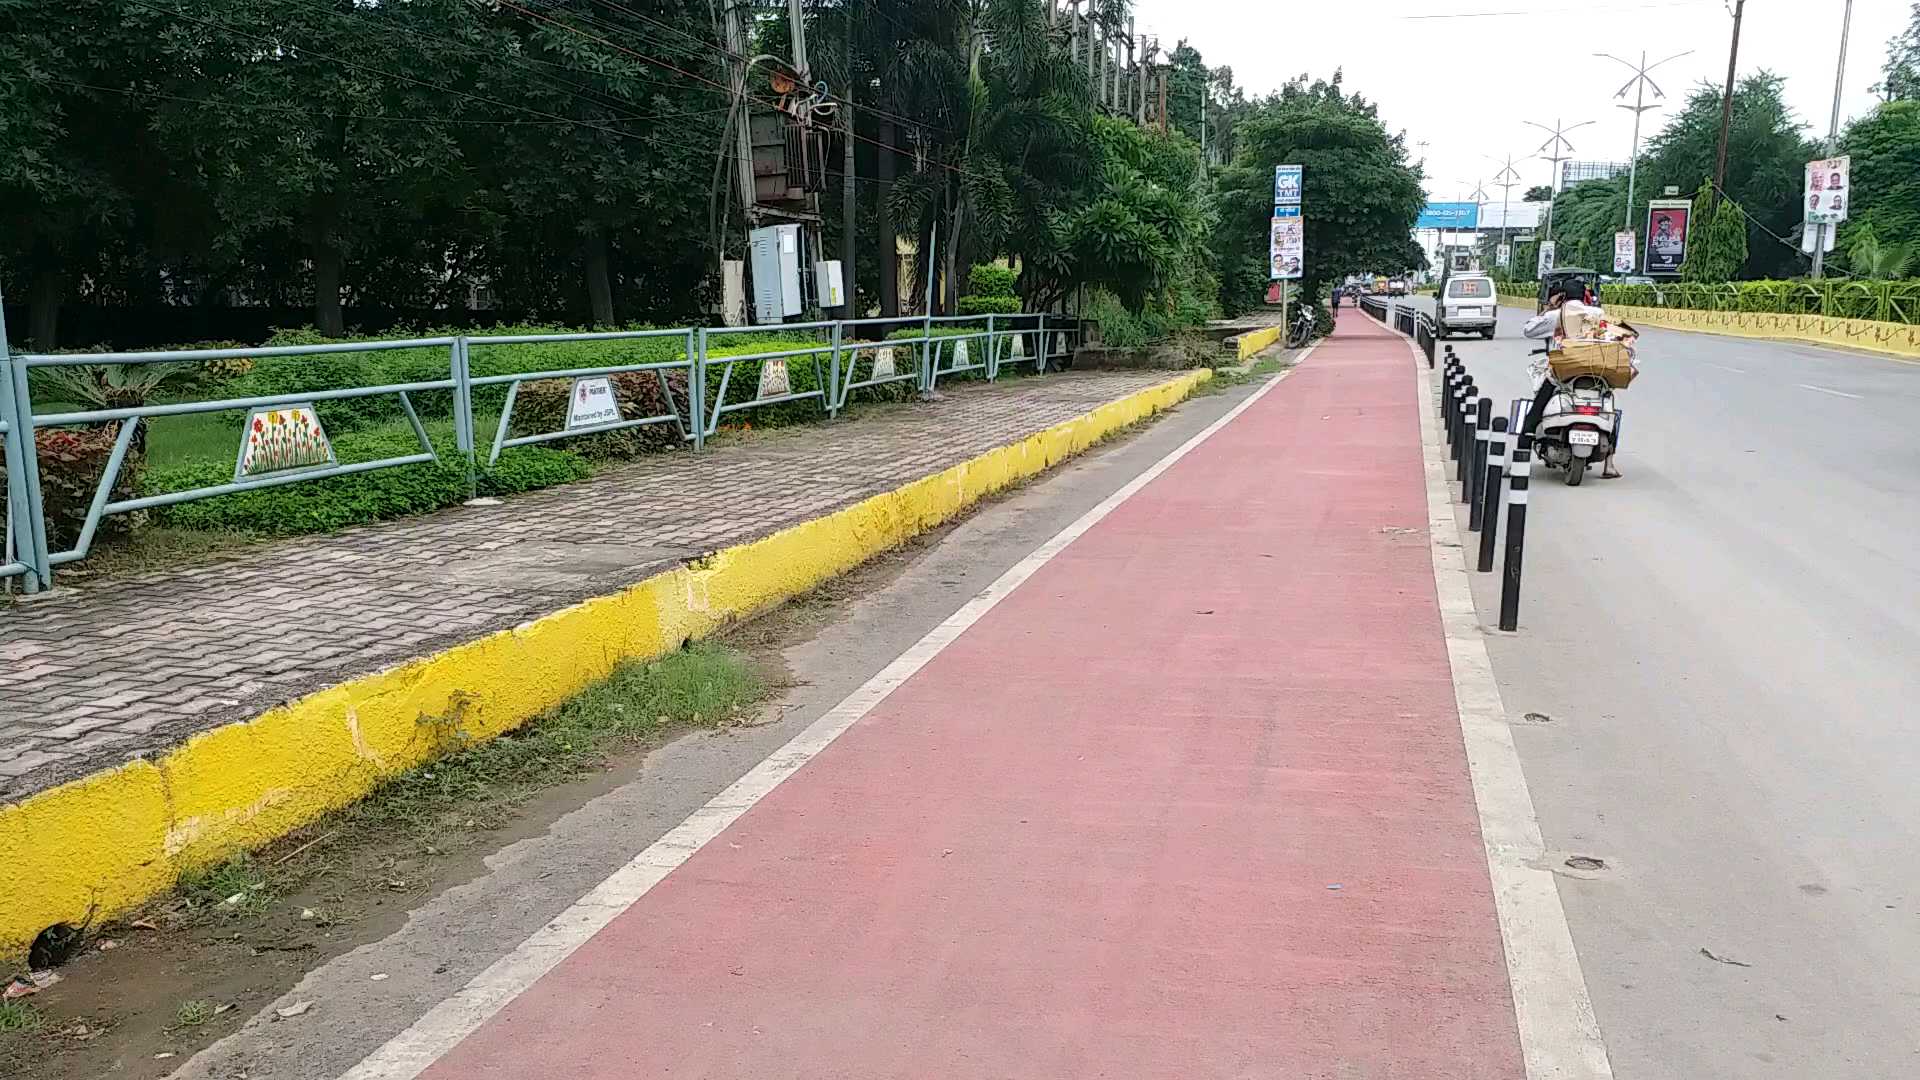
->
<box><xmin>235</xmin><ymin>404</ymin><xmax>336</xmax><ymax>482</ymax></box>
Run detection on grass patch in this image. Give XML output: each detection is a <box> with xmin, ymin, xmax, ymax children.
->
<box><xmin>174</xmin><ymin>1000</ymin><xmax>216</xmax><ymax>1028</ymax></box>
<box><xmin>0</xmin><ymin>1000</ymin><xmax>41</xmax><ymax>1033</ymax></box>
<box><xmin>150</xmin><ymin>643</ymin><xmax>763</xmax><ymax>934</ymax></box>
<box><xmin>1203</xmin><ymin>355</ymin><xmax>1291</xmax><ymax>393</ymax></box>
<box><xmin>48</xmin><ymin>526</ymin><xmax>257</xmax><ymax>584</ymax></box>
<box><xmin>339</xmin><ymin>642</ymin><xmax>761</xmax><ymax>836</ymax></box>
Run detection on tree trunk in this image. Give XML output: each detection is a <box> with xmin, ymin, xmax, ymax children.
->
<box><xmin>28</xmin><ymin>268</ymin><xmax>63</xmax><ymax>350</ymax></box>
<box><xmin>312</xmin><ymin>241</ymin><xmax>345</xmax><ymax>336</ymax></box>
<box><xmin>584</xmin><ymin>229</ymin><xmax>615</xmax><ymax>326</ymax></box>
<box><xmin>878</xmin><ymin>118</ymin><xmax>898</xmax><ymax>317</ymax></box>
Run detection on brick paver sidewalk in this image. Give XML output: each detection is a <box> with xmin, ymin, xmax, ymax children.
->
<box><xmin>0</xmin><ymin>372</ymin><xmax>1177</xmax><ymax>800</ymax></box>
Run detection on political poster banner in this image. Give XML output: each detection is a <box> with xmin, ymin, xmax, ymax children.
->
<box><xmin>1644</xmin><ymin>200</ymin><xmax>1691</xmax><ymax>275</ymax></box>
<box><xmin>1269</xmin><ymin>206</ymin><xmax>1303</xmax><ymax>280</ymax></box>
<box><xmin>1613</xmin><ymin>231</ymin><xmax>1636</xmax><ymax>274</ymax></box>
<box><xmin>1804</xmin><ymin>156</ymin><xmax>1849</xmax><ymax>226</ymax></box>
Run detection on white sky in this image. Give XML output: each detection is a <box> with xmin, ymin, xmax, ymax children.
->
<box><xmin>1131</xmin><ymin>0</ymin><xmax>1907</xmax><ymax>209</ymax></box>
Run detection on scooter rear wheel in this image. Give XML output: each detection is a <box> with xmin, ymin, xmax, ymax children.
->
<box><xmin>1565</xmin><ymin>457</ymin><xmax>1587</xmax><ymax>486</ymax></box>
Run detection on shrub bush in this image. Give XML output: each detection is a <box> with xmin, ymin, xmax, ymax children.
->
<box><xmin>957</xmin><ymin>294</ymin><xmax>1022</xmax><ymax>316</ymax></box>
<box><xmin>0</xmin><ymin>425</ymin><xmax>143</xmax><ymax>549</ymax></box>
<box><xmin>145</xmin><ymin>442</ymin><xmax>588</xmax><ymax>535</ymax></box>
<box><xmin>968</xmin><ymin>263</ymin><xmax>1018</xmax><ymax>298</ymax></box>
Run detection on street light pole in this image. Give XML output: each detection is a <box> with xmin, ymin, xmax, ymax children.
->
<box><xmin>1524</xmin><ymin>118</ymin><xmax>1594</xmax><ymax>243</ymax></box>
<box><xmin>1597</xmin><ymin>50</ymin><xmax>1692</xmax><ymax>231</ymax></box>
<box><xmin>1811</xmin><ymin>0</ymin><xmax>1855</xmax><ymax>279</ymax></box>
<box><xmin>1489</xmin><ymin>153</ymin><xmax>1525</xmax><ymax>273</ymax></box>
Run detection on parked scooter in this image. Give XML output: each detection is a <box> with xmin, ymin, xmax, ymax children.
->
<box><xmin>1527</xmin><ymin>347</ymin><xmax>1618</xmax><ymax>486</ymax></box>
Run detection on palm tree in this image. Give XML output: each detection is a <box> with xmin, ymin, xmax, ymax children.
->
<box><xmin>1846</xmin><ymin>223</ymin><xmax>1914</xmax><ymax>279</ymax></box>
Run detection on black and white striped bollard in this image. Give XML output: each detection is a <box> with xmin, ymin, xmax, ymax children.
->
<box><xmin>1451</xmin><ymin>378</ymin><xmax>1466</xmax><ymax>478</ymax></box>
<box><xmin>1467</xmin><ymin>397</ymin><xmax>1491</xmax><ymax>516</ymax></box>
<box><xmin>1498</xmin><ymin>434</ymin><xmax>1531</xmax><ymax>631</ymax></box>
<box><xmin>1475</xmin><ymin>417</ymin><xmax>1508</xmax><ymax>557</ymax></box>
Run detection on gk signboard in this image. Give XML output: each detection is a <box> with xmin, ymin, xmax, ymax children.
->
<box><xmin>1272</xmin><ymin>165</ymin><xmax>1303</xmax><ymax>206</ymax></box>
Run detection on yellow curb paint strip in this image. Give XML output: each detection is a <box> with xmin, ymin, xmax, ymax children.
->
<box><xmin>1606</xmin><ymin>304</ymin><xmax>1920</xmax><ymax>363</ymax></box>
<box><xmin>1236</xmin><ymin>325</ymin><xmax>1283</xmax><ymax>360</ymax></box>
<box><xmin>0</xmin><ymin>371</ymin><xmax>1211</xmax><ymax>956</ymax></box>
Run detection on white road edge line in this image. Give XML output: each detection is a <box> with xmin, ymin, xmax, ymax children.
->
<box><xmin>1404</xmin><ymin>337</ymin><xmax>1617</xmax><ymax>1079</ymax></box>
<box><xmin>1706</xmin><ymin>362</ymin><xmax>1748</xmax><ymax>375</ymax></box>
<box><xmin>330</xmin><ymin>360</ymin><xmax>1304</xmax><ymax>1080</ymax></box>
<box><xmin>1797</xmin><ymin>382</ymin><xmax>1862</xmax><ymax>399</ymax></box>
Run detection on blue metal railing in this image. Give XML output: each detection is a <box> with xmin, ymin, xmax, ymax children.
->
<box><xmin>0</xmin><ymin>312</ymin><xmax>1088</xmax><ymax>592</ymax></box>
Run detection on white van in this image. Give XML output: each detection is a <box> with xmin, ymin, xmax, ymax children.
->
<box><xmin>1437</xmin><ymin>273</ymin><xmax>1498</xmax><ymax>339</ymax></box>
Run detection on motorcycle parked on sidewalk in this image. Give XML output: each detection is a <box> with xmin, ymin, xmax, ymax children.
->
<box><xmin>1527</xmin><ymin>347</ymin><xmax>1618</xmax><ymax>487</ymax></box>
<box><xmin>1285</xmin><ymin>303</ymin><xmax>1319</xmax><ymax>349</ymax></box>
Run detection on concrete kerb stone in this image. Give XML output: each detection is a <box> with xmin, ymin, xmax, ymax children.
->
<box><xmin>0</xmin><ymin>370</ymin><xmax>1213</xmax><ymax>959</ymax></box>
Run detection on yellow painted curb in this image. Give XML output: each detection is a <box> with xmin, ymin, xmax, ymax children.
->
<box><xmin>1235</xmin><ymin>325</ymin><xmax>1283</xmax><ymax>360</ymax></box>
<box><xmin>0</xmin><ymin>371</ymin><xmax>1211</xmax><ymax>957</ymax></box>
<box><xmin>1606</xmin><ymin>304</ymin><xmax>1920</xmax><ymax>363</ymax></box>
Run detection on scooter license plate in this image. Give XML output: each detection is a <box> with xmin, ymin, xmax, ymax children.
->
<box><xmin>1568</xmin><ymin>429</ymin><xmax>1601</xmax><ymax>446</ymax></box>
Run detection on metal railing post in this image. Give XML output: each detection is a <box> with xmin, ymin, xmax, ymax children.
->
<box><xmin>828</xmin><ymin>321</ymin><xmax>844</xmax><ymax>416</ymax></box>
<box><xmin>452</xmin><ymin>336</ymin><xmax>476</xmax><ymax>493</ymax></box>
<box><xmin>1468</xmin><ymin>397</ymin><xmax>1491</xmax><ymax>518</ymax></box>
<box><xmin>985</xmin><ymin>313</ymin><xmax>998</xmax><ymax>380</ymax></box>
<box><xmin>1</xmin><ymin>308</ymin><xmax>52</xmax><ymax>592</ymax></box>
<box><xmin>692</xmin><ymin>328</ymin><xmax>709</xmax><ymax>448</ymax></box>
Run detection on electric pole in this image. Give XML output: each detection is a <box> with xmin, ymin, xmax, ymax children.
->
<box><xmin>1596</xmin><ymin>50</ymin><xmax>1692</xmax><ymax>231</ymax></box>
<box><xmin>1713</xmin><ymin>0</ymin><xmax>1745</xmax><ymax>194</ymax></box>
<box><xmin>1524</xmin><ymin>117</ymin><xmax>1593</xmax><ymax>242</ymax></box>
<box><xmin>1811</xmin><ymin>0</ymin><xmax>1854</xmax><ymax>279</ymax></box>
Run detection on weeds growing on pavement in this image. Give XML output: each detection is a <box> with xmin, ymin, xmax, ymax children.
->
<box><xmin>174</xmin><ymin>1000</ymin><xmax>216</xmax><ymax>1028</ymax></box>
<box><xmin>0</xmin><ymin>1001</ymin><xmax>42</xmax><ymax>1033</ymax></box>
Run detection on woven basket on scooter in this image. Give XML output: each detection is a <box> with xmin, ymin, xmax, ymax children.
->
<box><xmin>1548</xmin><ymin>341</ymin><xmax>1636</xmax><ymax>388</ymax></box>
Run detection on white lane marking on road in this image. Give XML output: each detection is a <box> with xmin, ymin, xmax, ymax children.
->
<box><xmin>1404</xmin><ymin>337</ymin><xmax>1616</xmax><ymax>1079</ymax></box>
<box><xmin>329</xmin><ymin>362</ymin><xmax>1303</xmax><ymax>1080</ymax></box>
<box><xmin>1706</xmin><ymin>363</ymin><xmax>1748</xmax><ymax>375</ymax></box>
<box><xmin>1797</xmin><ymin>383</ymin><xmax>1862</xmax><ymax>399</ymax></box>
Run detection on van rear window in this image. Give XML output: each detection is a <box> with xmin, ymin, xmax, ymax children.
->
<box><xmin>1448</xmin><ymin>279</ymin><xmax>1492</xmax><ymax>298</ymax></box>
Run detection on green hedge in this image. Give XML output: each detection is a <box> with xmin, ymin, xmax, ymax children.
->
<box><xmin>145</xmin><ymin>438</ymin><xmax>588</xmax><ymax>534</ymax></box>
<box><xmin>1601</xmin><ymin>279</ymin><xmax>1920</xmax><ymax>323</ymax></box>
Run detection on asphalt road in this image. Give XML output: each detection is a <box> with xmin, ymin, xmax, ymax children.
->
<box><xmin>1407</xmin><ymin>298</ymin><xmax>1920</xmax><ymax>1078</ymax></box>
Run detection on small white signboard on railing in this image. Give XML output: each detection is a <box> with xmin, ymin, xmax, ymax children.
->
<box><xmin>871</xmin><ymin>346</ymin><xmax>896</xmax><ymax>379</ymax></box>
<box><xmin>235</xmin><ymin>404</ymin><xmax>335</xmax><ymax>482</ymax></box>
<box><xmin>757</xmin><ymin>359</ymin><xmax>791</xmax><ymax>399</ymax></box>
<box><xmin>1010</xmin><ymin>334</ymin><xmax>1026</xmax><ymax>360</ymax></box>
<box><xmin>566</xmin><ymin>376</ymin><xmax>622</xmax><ymax>430</ymax></box>
<box><xmin>954</xmin><ymin>339</ymin><xmax>969</xmax><ymax>366</ymax></box>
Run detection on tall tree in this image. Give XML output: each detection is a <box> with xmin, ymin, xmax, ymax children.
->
<box><xmin>1840</xmin><ymin>100</ymin><xmax>1920</xmax><ymax>266</ymax></box>
<box><xmin>1638</xmin><ymin>72</ymin><xmax>1815</xmax><ymax>279</ymax></box>
<box><xmin>1876</xmin><ymin>2</ymin><xmax>1920</xmax><ymax>102</ymax></box>
<box><xmin>1210</xmin><ymin>71</ymin><xmax>1424</xmax><ymax>315</ymax></box>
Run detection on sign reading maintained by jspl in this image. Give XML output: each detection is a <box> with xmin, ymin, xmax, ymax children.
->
<box><xmin>566</xmin><ymin>376</ymin><xmax>622</xmax><ymax>430</ymax></box>
<box><xmin>1644</xmin><ymin>199</ymin><xmax>1691</xmax><ymax>275</ymax></box>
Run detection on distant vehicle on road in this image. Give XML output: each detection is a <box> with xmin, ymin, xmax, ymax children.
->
<box><xmin>1437</xmin><ymin>272</ymin><xmax>1498</xmax><ymax>339</ymax></box>
<box><xmin>1387</xmin><ymin>278</ymin><xmax>1409</xmax><ymax>296</ymax></box>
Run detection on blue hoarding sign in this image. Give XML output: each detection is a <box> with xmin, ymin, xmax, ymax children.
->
<box><xmin>1416</xmin><ymin>201</ymin><xmax>1479</xmax><ymax>230</ymax></box>
<box><xmin>1273</xmin><ymin>165</ymin><xmax>1303</xmax><ymax>206</ymax></box>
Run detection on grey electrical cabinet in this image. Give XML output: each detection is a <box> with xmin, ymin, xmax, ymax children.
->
<box><xmin>748</xmin><ymin>224</ymin><xmax>803</xmax><ymax>324</ymax></box>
